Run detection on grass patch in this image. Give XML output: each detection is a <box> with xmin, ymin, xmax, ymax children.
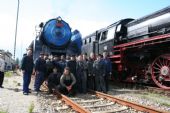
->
<box><xmin>28</xmin><ymin>102</ymin><xmax>34</xmax><ymax>113</ymax></box>
<box><xmin>162</xmin><ymin>102</ymin><xmax>170</xmax><ymax>107</ymax></box>
<box><xmin>0</xmin><ymin>111</ymin><xmax>7</xmax><ymax>113</ymax></box>
<box><xmin>136</xmin><ymin>93</ymin><xmax>170</xmax><ymax>107</ymax></box>
<box><xmin>0</xmin><ymin>110</ymin><xmax>7</xmax><ymax>113</ymax></box>
<box><xmin>5</xmin><ymin>71</ymin><xmax>13</xmax><ymax>77</ymax></box>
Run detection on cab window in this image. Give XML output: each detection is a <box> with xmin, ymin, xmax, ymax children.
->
<box><xmin>96</xmin><ymin>33</ymin><xmax>101</xmax><ymax>40</ymax></box>
<box><xmin>107</xmin><ymin>26</ymin><xmax>116</xmax><ymax>40</ymax></box>
<box><xmin>89</xmin><ymin>37</ymin><xmax>91</xmax><ymax>43</ymax></box>
<box><xmin>101</xmin><ymin>31</ymin><xmax>108</xmax><ymax>41</ymax></box>
<box><xmin>84</xmin><ymin>39</ymin><xmax>87</xmax><ymax>45</ymax></box>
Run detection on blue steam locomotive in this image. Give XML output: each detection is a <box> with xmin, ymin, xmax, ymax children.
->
<box><xmin>29</xmin><ymin>17</ymin><xmax>82</xmax><ymax>60</ymax></box>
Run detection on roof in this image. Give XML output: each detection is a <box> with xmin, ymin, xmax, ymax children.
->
<box><xmin>127</xmin><ymin>6</ymin><xmax>170</xmax><ymax>26</ymax></box>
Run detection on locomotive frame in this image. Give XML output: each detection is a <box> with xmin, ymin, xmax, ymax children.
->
<box><xmin>112</xmin><ymin>33</ymin><xmax>170</xmax><ymax>90</ymax></box>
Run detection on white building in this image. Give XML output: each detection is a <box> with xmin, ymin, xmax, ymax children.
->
<box><xmin>0</xmin><ymin>50</ymin><xmax>15</xmax><ymax>70</ymax></box>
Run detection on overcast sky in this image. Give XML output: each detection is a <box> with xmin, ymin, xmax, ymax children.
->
<box><xmin>0</xmin><ymin>0</ymin><xmax>169</xmax><ymax>59</ymax></box>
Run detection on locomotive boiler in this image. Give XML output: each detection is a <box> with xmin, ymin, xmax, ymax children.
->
<box><xmin>29</xmin><ymin>17</ymin><xmax>82</xmax><ymax>60</ymax></box>
<box><xmin>82</xmin><ymin>6</ymin><xmax>170</xmax><ymax>89</ymax></box>
<box><xmin>125</xmin><ymin>6</ymin><xmax>170</xmax><ymax>41</ymax></box>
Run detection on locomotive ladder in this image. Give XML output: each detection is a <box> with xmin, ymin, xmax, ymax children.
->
<box><xmin>110</xmin><ymin>47</ymin><xmax>123</xmax><ymax>64</ymax></box>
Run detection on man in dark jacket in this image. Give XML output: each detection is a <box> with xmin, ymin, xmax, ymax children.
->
<box><xmin>87</xmin><ymin>52</ymin><xmax>95</xmax><ymax>90</ymax></box>
<box><xmin>47</xmin><ymin>66</ymin><xmax>61</xmax><ymax>94</ymax></box>
<box><xmin>93</xmin><ymin>54</ymin><xmax>106</xmax><ymax>93</ymax></box>
<box><xmin>76</xmin><ymin>55</ymin><xmax>87</xmax><ymax>93</ymax></box>
<box><xmin>45</xmin><ymin>54</ymin><xmax>54</xmax><ymax>80</ymax></box>
<box><xmin>21</xmin><ymin>48</ymin><xmax>34</xmax><ymax>95</ymax></box>
<box><xmin>103</xmin><ymin>52</ymin><xmax>112</xmax><ymax>91</ymax></box>
<box><xmin>66</xmin><ymin>55</ymin><xmax>77</xmax><ymax>80</ymax></box>
<box><xmin>34</xmin><ymin>52</ymin><xmax>46</xmax><ymax>92</ymax></box>
<box><xmin>53</xmin><ymin>55</ymin><xmax>62</xmax><ymax>73</ymax></box>
<box><xmin>59</xmin><ymin>55</ymin><xmax>66</xmax><ymax>74</ymax></box>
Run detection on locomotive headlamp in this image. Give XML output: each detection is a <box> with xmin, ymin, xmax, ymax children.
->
<box><xmin>57</xmin><ymin>16</ymin><xmax>62</xmax><ymax>22</ymax></box>
<box><xmin>56</xmin><ymin>16</ymin><xmax>63</xmax><ymax>27</ymax></box>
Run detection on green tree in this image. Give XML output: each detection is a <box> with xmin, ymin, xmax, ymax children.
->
<box><xmin>15</xmin><ymin>57</ymin><xmax>20</xmax><ymax>65</ymax></box>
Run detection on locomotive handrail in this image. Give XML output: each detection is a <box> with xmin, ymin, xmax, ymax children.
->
<box><xmin>113</xmin><ymin>33</ymin><xmax>170</xmax><ymax>49</ymax></box>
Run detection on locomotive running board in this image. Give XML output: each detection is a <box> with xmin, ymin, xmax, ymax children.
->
<box><xmin>113</xmin><ymin>33</ymin><xmax>170</xmax><ymax>49</ymax></box>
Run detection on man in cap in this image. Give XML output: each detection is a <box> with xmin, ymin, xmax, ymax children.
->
<box><xmin>103</xmin><ymin>52</ymin><xmax>112</xmax><ymax>92</ymax></box>
<box><xmin>34</xmin><ymin>52</ymin><xmax>46</xmax><ymax>93</ymax></box>
<box><xmin>93</xmin><ymin>54</ymin><xmax>106</xmax><ymax>93</ymax></box>
<box><xmin>47</xmin><ymin>66</ymin><xmax>61</xmax><ymax>94</ymax></box>
<box><xmin>21</xmin><ymin>48</ymin><xmax>34</xmax><ymax>95</ymax></box>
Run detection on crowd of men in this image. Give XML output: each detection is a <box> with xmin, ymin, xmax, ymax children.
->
<box><xmin>21</xmin><ymin>48</ymin><xmax>112</xmax><ymax>96</ymax></box>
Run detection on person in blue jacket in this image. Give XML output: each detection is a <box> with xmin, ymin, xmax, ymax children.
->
<box><xmin>103</xmin><ymin>52</ymin><xmax>112</xmax><ymax>91</ymax></box>
<box><xmin>34</xmin><ymin>52</ymin><xmax>46</xmax><ymax>93</ymax></box>
<box><xmin>21</xmin><ymin>48</ymin><xmax>34</xmax><ymax>95</ymax></box>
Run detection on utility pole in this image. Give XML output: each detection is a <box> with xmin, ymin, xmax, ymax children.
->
<box><xmin>14</xmin><ymin>0</ymin><xmax>20</xmax><ymax>59</ymax></box>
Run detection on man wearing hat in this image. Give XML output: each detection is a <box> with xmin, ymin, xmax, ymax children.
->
<box><xmin>103</xmin><ymin>52</ymin><xmax>112</xmax><ymax>92</ymax></box>
<box><xmin>34</xmin><ymin>52</ymin><xmax>46</xmax><ymax>93</ymax></box>
<box><xmin>66</xmin><ymin>55</ymin><xmax>77</xmax><ymax>79</ymax></box>
<box><xmin>21</xmin><ymin>48</ymin><xmax>34</xmax><ymax>95</ymax></box>
<box><xmin>47</xmin><ymin>66</ymin><xmax>61</xmax><ymax>94</ymax></box>
<box><xmin>66</xmin><ymin>55</ymin><xmax>77</xmax><ymax>91</ymax></box>
<box><xmin>93</xmin><ymin>54</ymin><xmax>106</xmax><ymax>93</ymax></box>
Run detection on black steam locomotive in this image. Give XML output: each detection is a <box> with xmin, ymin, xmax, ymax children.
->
<box><xmin>82</xmin><ymin>6</ymin><xmax>170</xmax><ymax>89</ymax></box>
<box><xmin>82</xmin><ymin>6</ymin><xmax>170</xmax><ymax>55</ymax></box>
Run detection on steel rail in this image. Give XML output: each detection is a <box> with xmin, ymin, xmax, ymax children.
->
<box><xmin>90</xmin><ymin>90</ymin><xmax>169</xmax><ymax>113</ymax></box>
<box><xmin>53</xmin><ymin>91</ymin><xmax>91</xmax><ymax>113</ymax></box>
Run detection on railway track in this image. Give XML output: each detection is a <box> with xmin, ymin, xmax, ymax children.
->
<box><xmin>38</xmin><ymin>92</ymin><xmax>78</xmax><ymax>113</ymax></box>
<box><xmin>52</xmin><ymin>90</ymin><xmax>168</xmax><ymax>113</ymax></box>
<box><xmin>110</xmin><ymin>82</ymin><xmax>170</xmax><ymax>97</ymax></box>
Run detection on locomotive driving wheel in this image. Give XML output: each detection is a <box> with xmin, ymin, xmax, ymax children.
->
<box><xmin>152</xmin><ymin>54</ymin><xmax>170</xmax><ymax>89</ymax></box>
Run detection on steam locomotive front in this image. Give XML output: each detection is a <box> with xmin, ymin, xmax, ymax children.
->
<box><xmin>41</xmin><ymin>17</ymin><xmax>72</xmax><ymax>48</ymax></box>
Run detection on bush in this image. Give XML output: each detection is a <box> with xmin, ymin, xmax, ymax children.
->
<box><xmin>5</xmin><ymin>71</ymin><xmax>13</xmax><ymax>77</ymax></box>
<box><xmin>28</xmin><ymin>102</ymin><xmax>34</xmax><ymax>113</ymax></box>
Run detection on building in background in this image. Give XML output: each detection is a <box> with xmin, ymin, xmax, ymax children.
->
<box><xmin>0</xmin><ymin>50</ymin><xmax>15</xmax><ymax>70</ymax></box>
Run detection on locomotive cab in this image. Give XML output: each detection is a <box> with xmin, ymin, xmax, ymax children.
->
<box><xmin>98</xmin><ymin>19</ymin><xmax>134</xmax><ymax>55</ymax></box>
<box><xmin>82</xmin><ymin>18</ymin><xmax>134</xmax><ymax>56</ymax></box>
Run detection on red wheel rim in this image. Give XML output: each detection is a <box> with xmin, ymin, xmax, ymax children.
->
<box><xmin>152</xmin><ymin>54</ymin><xmax>170</xmax><ymax>90</ymax></box>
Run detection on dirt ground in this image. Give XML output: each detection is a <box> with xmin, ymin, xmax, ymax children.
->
<box><xmin>0</xmin><ymin>72</ymin><xmax>40</xmax><ymax>113</ymax></box>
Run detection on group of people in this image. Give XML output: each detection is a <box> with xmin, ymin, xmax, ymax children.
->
<box><xmin>21</xmin><ymin>48</ymin><xmax>112</xmax><ymax>96</ymax></box>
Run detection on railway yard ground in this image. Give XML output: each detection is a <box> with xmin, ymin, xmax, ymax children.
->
<box><xmin>0</xmin><ymin>71</ymin><xmax>170</xmax><ymax>113</ymax></box>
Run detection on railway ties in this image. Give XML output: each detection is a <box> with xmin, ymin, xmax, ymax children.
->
<box><xmin>38</xmin><ymin>92</ymin><xmax>78</xmax><ymax>113</ymax></box>
<box><xmin>70</xmin><ymin>94</ymin><xmax>130</xmax><ymax>113</ymax></box>
<box><xmin>53</xmin><ymin>91</ymin><xmax>168</xmax><ymax>113</ymax></box>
